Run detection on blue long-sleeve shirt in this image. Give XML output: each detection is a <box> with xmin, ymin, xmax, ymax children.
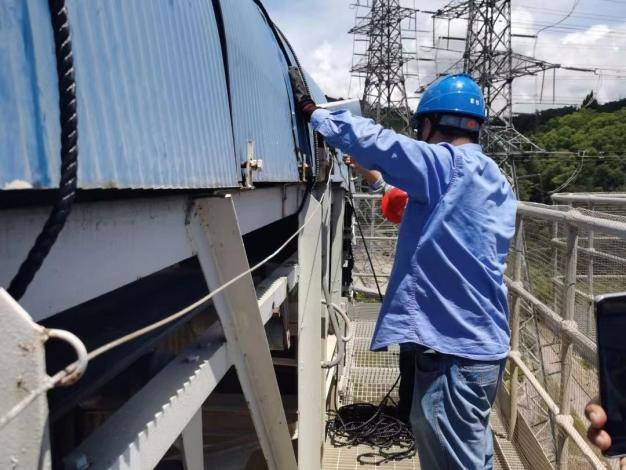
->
<box><xmin>311</xmin><ymin>108</ymin><xmax>517</xmax><ymax>360</ymax></box>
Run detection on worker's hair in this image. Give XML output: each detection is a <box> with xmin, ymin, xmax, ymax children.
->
<box><xmin>417</xmin><ymin>113</ymin><xmax>481</xmax><ymax>144</ymax></box>
<box><xmin>435</xmin><ymin>124</ymin><xmax>480</xmax><ymax>144</ymax></box>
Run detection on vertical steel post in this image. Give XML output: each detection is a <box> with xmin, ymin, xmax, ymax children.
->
<box><xmin>189</xmin><ymin>196</ymin><xmax>297</xmax><ymax>470</ymax></box>
<box><xmin>552</xmin><ymin>219</ymin><xmax>560</xmax><ymax>311</ymax></box>
<box><xmin>179</xmin><ymin>410</ymin><xmax>204</xmax><ymax>470</ymax></box>
<box><xmin>586</xmin><ymin>202</ymin><xmax>595</xmax><ymax>335</ymax></box>
<box><xmin>508</xmin><ymin>216</ymin><xmax>524</xmax><ymax>439</ymax></box>
<box><xmin>557</xmin><ymin>223</ymin><xmax>579</xmax><ymax>470</ymax></box>
<box><xmin>370</xmin><ymin>198</ymin><xmax>376</xmax><ymax>238</ymax></box>
<box><xmin>298</xmin><ymin>194</ymin><xmax>324</xmax><ymax>470</ymax></box>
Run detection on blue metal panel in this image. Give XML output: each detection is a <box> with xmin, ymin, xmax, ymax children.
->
<box><xmin>67</xmin><ymin>0</ymin><xmax>239</xmax><ymax>189</ymax></box>
<box><xmin>219</xmin><ymin>0</ymin><xmax>300</xmax><ymax>183</ymax></box>
<box><xmin>0</xmin><ymin>0</ymin><xmax>60</xmax><ymax>189</ymax></box>
<box><xmin>0</xmin><ymin>0</ymin><xmax>240</xmax><ymax>189</ymax></box>
<box><xmin>303</xmin><ymin>70</ymin><xmax>328</xmax><ymax>105</ymax></box>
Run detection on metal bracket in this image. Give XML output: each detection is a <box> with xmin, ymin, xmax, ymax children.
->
<box><xmin>188</xmin><ymin>195</ymin><xmax>297</xmax><ymax>470</ymax></box>
<box><xmin>241</xmin><ymin>140</ymin><xmax>263</xmax><ymax>189</ymax></box>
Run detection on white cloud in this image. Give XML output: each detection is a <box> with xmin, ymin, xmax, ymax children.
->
<box><xmin>562</xmin><ymin>24</ymin><xmax>610</xmax><ymax>45</ymax></box>
<box><xmin>267</xmin><ymin>0</ymin><xmax>626</xmax><ymax>112</ymax></box>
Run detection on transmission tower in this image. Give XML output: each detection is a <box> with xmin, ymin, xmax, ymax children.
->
<box><xmin>350</xmin><ymin>0</ymin><xmax>418</xmax><ymax>133</ymax></box>
<box><xmin>433</xmin><ymin>0</ymin><xmax>559</xmax><ymax>157</ymax></box>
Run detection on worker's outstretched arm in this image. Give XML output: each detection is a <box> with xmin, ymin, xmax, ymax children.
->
<box><xmin>311</xmin><ymin>108</ymin><xmax>453</xmax><ymax>205</ymax></box>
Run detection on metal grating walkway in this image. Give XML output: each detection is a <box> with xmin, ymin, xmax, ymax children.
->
<box><xmin>324</xmin><ymin>302</ymin><xmax>528</xmax><ymax>470</ymax></box>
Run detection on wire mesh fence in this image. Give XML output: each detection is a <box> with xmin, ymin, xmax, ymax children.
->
<box><xmin>510</xmin><ymin>200</ymin><xmax>626</xmax><ymax>470</ymax></box>
<box><xmin>346</xmin><ymin>192</ymin><xmax>626</xmax><ymax>469</ymax></box>
<box><xmin>351</xmin><ymin>194</ymin><xmax>398</xmax><ymax>296</ymax></box>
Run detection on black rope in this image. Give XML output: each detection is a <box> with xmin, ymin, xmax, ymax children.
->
<box><xmin>251</xmin><ymin>0</ymin><xmax>319</xmax><ymax>215</ymax></box>
<box><xmin>334</xmin><ymin>154</ymin><xmax>384</xmax><ymax>302</ymax></box>
<box><xmin>326</xmin><ymin>375</ymin><xmax>416</xmax><ymax>465</ymax></box>
<box><xmin>8</xmin><ymin>0</ymin><xmax>78</xmax><ymax>300</ymax></box>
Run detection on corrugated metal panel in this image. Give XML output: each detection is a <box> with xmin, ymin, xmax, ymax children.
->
<box><xmin>303</xmin><ymin>70</ymin><xmax>328</xmax><ymax>105</ymax></box>
<box><xmin>66</xmin><ymin>0</ymin><xmax>239</xmax><ymax>189</ymax></box>
<box><xmin>220</xmin><ymin>0</ymin><xmax>300</xmax><ymax>183</ymax></box>
<box><xmin>0</xmin><ymin>0</ymin><xmax>61</xmax><ymax>190</ymax></box>
<box><xmin>0</xmin><ymin>0</ymin><xmax>240</xmax><ymax>190</ymax></box>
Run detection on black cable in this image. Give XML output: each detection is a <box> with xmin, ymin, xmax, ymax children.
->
<box><xmin>326</xmin><ymin>156</ymin><xmax>416</xmax><ymax>464</ymax></box>
<box><xmin>251</xmin><ymin>0</ymin><xmax>319</xmax><ymax>216</ymax></box>
<box><xmin>326</xmin><ymin>374</ymin><xmax>416</xmax><ymax>465</ymax></box>
<box><xmin>8</xmin><ymin>0</ymin><xmax>78</xmax><ymax>301</ymax></box>
<box><xmin>334</xmin><ymin>154</ymin><xmax>384</xmax><ymax>302</ymax></box>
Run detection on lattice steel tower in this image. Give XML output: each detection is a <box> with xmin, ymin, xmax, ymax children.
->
<box><xmin>434</xmin><ymin>0</ymin><xmax>558</xmax><ymax>156</ymax></box>
<box><xmin>350</xmin><ymin>0</ymin><xmax>417</xmax><ymax>133</ymax></box>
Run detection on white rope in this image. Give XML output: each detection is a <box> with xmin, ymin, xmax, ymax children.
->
<box><xmin>0</xmin><ymin>328</ymin><xmax>88</xmax><ymax>430</ymax></box>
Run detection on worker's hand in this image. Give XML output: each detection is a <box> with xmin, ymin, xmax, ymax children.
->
<box><xmin>343</xmin><ymin>155</ymin><xmax>360</xmax><ymax>170</ymax></box>
<box><xmin>585</xmin><ymin>398</ymin><xmax>626</xmax><ymax>468</ymax></box>
<box><xmin>288</xmin><ymin>66</ymin><xmax>317</xmax><ymax>121</ymax></box>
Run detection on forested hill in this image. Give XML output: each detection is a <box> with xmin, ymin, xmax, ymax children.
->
<box><xmin>512</xmin><ymin>97</ymin><xmax>626</xmax><ymax>202</ymax></box>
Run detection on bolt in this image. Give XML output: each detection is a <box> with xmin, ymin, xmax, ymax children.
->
<box><xmin>185</xmin><ymin>355</ymin><xmax>200</xmax><ymax>364</ymax></box>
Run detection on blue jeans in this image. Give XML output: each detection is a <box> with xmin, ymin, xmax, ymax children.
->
<box><xmin>409</xmin><ymin>345</ymin><xmax>505</xmax><ymax>470</ymax></box>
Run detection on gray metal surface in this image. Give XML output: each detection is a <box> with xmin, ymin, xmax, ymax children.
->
<box><xmin>64</xmin><ymin>323</ymin><xmax>228</xmax><ymax>470</ymax></box>
<box><xmin>297</xmin><ymin>193</ymin><xmax>324</xmax><ymax>470</ymax></box>
<box><xmin>63</xmin><ymin>256</ymin><xmax>299</xmax><ymax>469</ymax></box>
<box><xmin>220</xmin><ymin>0</ymin><xmax>300</xmax><ymax>183</ymax></box>
<box><xmin>0</xmin><ymin>186</ymin><xmax>302</xmax><ymax>320</ymax></box>
<box><xmin>0</xmin><ymin>290</ymin><xmax>51</xmax><ymax>469</ymax></box>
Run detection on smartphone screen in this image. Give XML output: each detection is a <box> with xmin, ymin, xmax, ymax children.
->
<box><xmin>596</xmin><ymin>293</ymin><xmax>626</xmax><ymax>457</ymax></box>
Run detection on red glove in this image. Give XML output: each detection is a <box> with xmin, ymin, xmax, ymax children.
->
<box><xmin>381</xmin><ymin>188</ymin><xmax>408</xmax><ymax>224</ymax></box>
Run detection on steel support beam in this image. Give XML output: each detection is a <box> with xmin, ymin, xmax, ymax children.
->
<box><xmin>179</xmin><ymin>410</ymin><xmax>204</xmax><ymax>470</ymax></box>
<box><xmin>63</xmin><ymin>255</ymin><xmax>299</xmax><ymax>469</ymax></box>
<box><xmin>64</xmin><ymin>324</ymin><xmax>229</xmax><ymax>470</ymax></box>
<box><xmin>188</xmin><ymin>195</ymin><xmax>297</xmax><ymax>470</ymax></box>
<box><xmin>0</xmin><ymin>186</ymin><xmax>303</xmax><ymax>320</ymax></box>
<box><xmin>297</xmin><ymin>194</ymin><xmax>324</xmax><ymax>470</ymax></box>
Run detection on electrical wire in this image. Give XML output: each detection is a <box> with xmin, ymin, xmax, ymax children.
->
<box><xmin>326</xmin><ymin>374</ymin><xmax>416</xmax><ymax>465</ymax></box>
<box><xmin>334</xmin><ymin>154</ymin><xmax>384</xmax><ymax>302</ymax></box>
<box><xmin>327</xmin><ymin>154</ymin><xmax>417</xmax><ymax>464</ymax></box>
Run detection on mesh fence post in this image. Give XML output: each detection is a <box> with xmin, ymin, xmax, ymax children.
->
<box><xmin>508</xmin><ymin>215</ymin><xmax>525</xmax><ymax>439</ymax></box>
<box><xmin>586</xmin><ymin>201</ymin><xmax>595</xmax><ymax>334</ymax></box>
<box><xmin>557</xmin><ymin>223</ymin><xmax>579</xmax><ymax>470</ymax></box>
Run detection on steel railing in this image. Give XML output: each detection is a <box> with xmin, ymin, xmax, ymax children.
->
<box><xmin>350</xmin><ymin>193</ymin><xmax>626</xmax><ymax>469</ymax></box>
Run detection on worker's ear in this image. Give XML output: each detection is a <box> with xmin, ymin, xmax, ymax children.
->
<box><xmin>420</xmin><ymin>118</ymin><xmax>432</xmax><ymax>142</ymax></box>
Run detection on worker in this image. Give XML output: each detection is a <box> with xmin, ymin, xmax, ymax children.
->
<box><xmin>290</xmin><ymin>69</ymin><xmax>517</xmax><ymax>469</ymax></box>
<box><xmin>585</xmin><ymin>400</ymin><xmax>626</xmax><ymax>468</ymax></box>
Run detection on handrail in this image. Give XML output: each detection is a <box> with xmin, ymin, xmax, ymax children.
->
<box><xmin>517</xmin><ymin>202</ymin><xmax>626</xmax><ymax>238</ymax></box>
<box><xmin>508</xmin><ymin>201</ymin><xmax>626</xmax><ymax>469</ymax></box>
<box><xmin>552</xmin><ymin>193</ymin><xmax>626</xmax><ymax>205</ymax></box>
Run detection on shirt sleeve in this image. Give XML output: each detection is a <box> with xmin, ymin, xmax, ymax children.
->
<box><xmin>369</xmin><ymin>176</ymin><xmax>392</xmax><ymax>194</ymax></box>
<box><xmin>311</xmin><ymin>108</ymin><xmax>454</xmax><ymax>205</ymax></box>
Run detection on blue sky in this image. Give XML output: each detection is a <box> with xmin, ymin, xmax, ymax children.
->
<box><xmin>263</xmin><ymin>0</ymin><xmax>626</xmax><ymax>113</ymax></box>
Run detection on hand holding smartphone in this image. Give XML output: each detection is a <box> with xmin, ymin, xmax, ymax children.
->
<box><xmin>595</xmin><ymin>293</ymin><xmax>626</xmax><ymax>458</ymax></box>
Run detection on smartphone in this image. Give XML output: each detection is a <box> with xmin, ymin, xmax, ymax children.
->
<box><xmin>596</xmin><ymin>292</ymin><xmax>626</xmax><ymax>457</ymax></box>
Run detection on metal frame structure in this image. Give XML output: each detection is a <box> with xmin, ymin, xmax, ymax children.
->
<box><xmin>347</xmin><ymin>191</ymin><xmax>625</xmax><ymax>469</ymax></box>
<box><xmin>2</xmin><ymin>181</ymin><xmax>349</xmax><ymax>469</ymax></box>
<box><xmin>350</xmin><ymin>0</ymin><xmax>417</xmax><ymax>133</ymax></box>
<box><xmin>432</xmin><ymin>0</ymin><xmax>558</xmax><ymax>160</ymax></box>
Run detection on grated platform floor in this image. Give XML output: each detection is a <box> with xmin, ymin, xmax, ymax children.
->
<box><xmin>324</xmin><ymin>302</ymin><xmax>527</xmax><ymax>470</ymax></box>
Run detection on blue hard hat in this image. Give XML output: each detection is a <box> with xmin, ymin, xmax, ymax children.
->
<box><xmin>413</xmin><ymin>73</ymin><xmax>485</xmax><ymax>122</ymax></box>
